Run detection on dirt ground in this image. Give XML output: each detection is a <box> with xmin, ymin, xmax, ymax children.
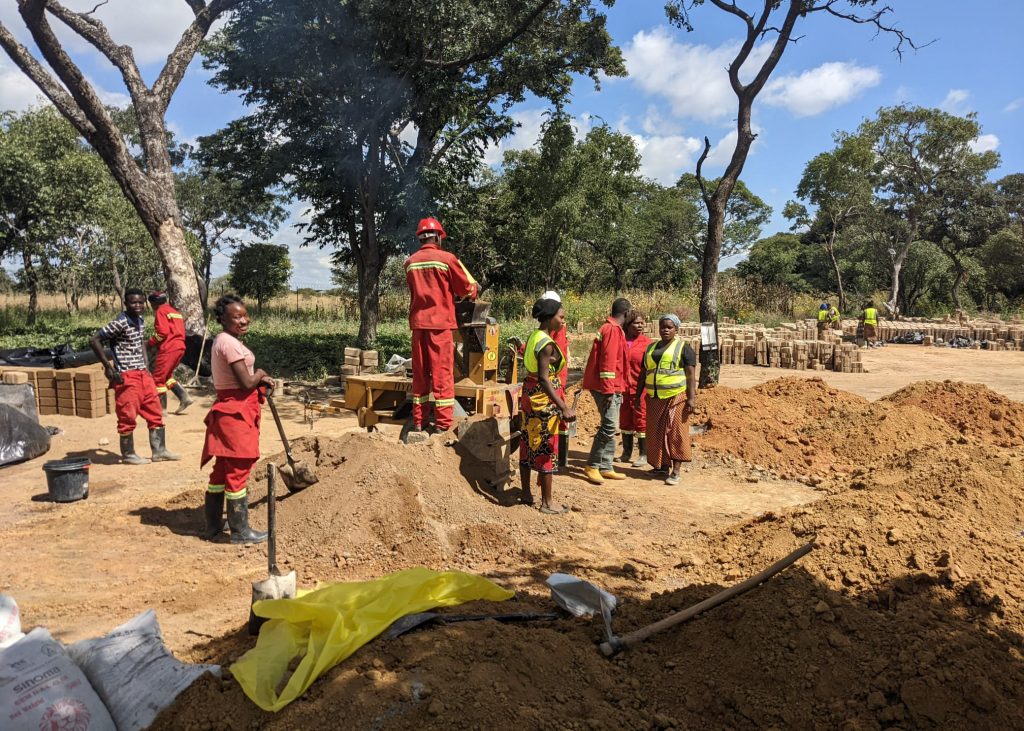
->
<box><xmin>3</xmin><ymin>344</ymin><xmax>1024</xmax><ymax>730</ymax></box>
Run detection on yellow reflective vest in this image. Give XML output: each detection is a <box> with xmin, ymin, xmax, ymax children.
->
<box><xmin>863</xmin><ymin>307</ymin><xmax>877</xmax><ymax>327</ymax></box>
<box><xmin>643</xmin><ymin>338</ymin><xmax>687</xmax><ymax>399</ymax></box>
<box><xmin>524</xmin><ymin>329</ymin><xmax>565</xmax><ymax>377</ymax></box>
<box><xmin>818</xmin><ymin>309</ymin><xmax>827</xmax><ymax>322</ymax></box>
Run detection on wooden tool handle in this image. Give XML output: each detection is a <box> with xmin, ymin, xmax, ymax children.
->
<box><xmin>600</xmin><ymin>542</ymin><xmax>814</xmax><ymax>656</ymax></box>
<box><xmin>266</xmin><ymin>462</ymin><xmax>277</xmax><ymax>574</ymax></box>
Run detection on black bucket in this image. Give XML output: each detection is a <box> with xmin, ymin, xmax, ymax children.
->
<box><xmin>43</xmin><ymin>458</ymin><xmax>90</xmax><ymax>502</ymax></box>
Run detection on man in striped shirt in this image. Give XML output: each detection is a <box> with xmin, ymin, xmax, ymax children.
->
<box><xmin>90</xmin><ymin>288</ymin><xmax>181</xmax><ymax>465</ymax></box>
<box><xmin>404</xmin><ymin>217</ymin><xmax>478</xmax><ymax>433</ymax></box>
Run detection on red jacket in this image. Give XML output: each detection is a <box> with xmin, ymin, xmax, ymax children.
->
<box><xmin>405</xmin><ymin>242</ymin><xmax>478</xmax><ymax>330</ymax></box>
<box><xmin>148</xmin><ymin>303</ymin><xmax>186</xmax><ymax>348</ymax></box>
<box><xmin>582</xmin><ymin>317</ymin><xmax>627</xmax><ymax>394</ymax></box>
<box><xmin>624</xmin><ymin>334</ymin><xmax>652</xmax><ymax>394</ymax></box>
<box><xmin>553</xmin><ymin>324</ymin><xmax>568</xmax><ymax>385</ymax></box>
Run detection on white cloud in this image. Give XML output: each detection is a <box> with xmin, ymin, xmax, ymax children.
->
<box><xmin>894</xmin><ymin>85</ymin><xmax>912</xmax><ymax>103</ymax></box>
<box><xmin>1004</xmin><ymin>97</ymin><xmax>1024</xmax><ymax>113</ymax></box>
<box><xmin>61</xmin><ymin>0</ymin><xmax>197</xmax><ymax>67</ymax></box>
<box><xmin>641</xmin><ymin>104</ymin><xmax>682</xmax><ymax>136</ymax></box>
<box><xmin>0</xmin><ymin>58</ymin><xmax>47</xmax><ymax>112</ymax></box>
<box><xmin>624</xmin><ymin>28</ymin><xmax>770</xmax><ymax>123</ymax></box>
<box><xmin>969</xmin><ymin>134</ymin><xmax>999</xmax><ymax>153</ymax></box>
<box><xmin>762</xmin><ymin>62</ymin><xmax>881</xmax><ymax>117</ymax></box>
<box><xmin>940</xmin><ymin>88</ymin><xmax>971</xmax><ymax>115</ymax></box>
<box><xmin>630</xmin><ymin>133</ymin><xmax>703</xmax><ymax>184</ymax></box>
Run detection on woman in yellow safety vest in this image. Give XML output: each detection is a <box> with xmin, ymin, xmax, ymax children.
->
<box><xmin>520</xmin><ymin>297</ymin><xmax>576</xmax><ymax>514</ymax></box>
<box><xmin>860</xmin><ymin>301</ymin><xmax>878</xmax><ymax>347</ymax></box>
<box><xmin>634</xmin><ymin>314</ymin><xmax>697</xmax><ymax>486</ymax></box>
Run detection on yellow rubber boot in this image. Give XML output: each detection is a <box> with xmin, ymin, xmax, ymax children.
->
<box><xmin>601</xmin><ymin>469</ymin><xmax>627</xmax><ymax>480</ymax></box>
<box><xmin>583</xmin><ymin>466</ymin><xmax>605</xmax><ymax>485</ymax></box>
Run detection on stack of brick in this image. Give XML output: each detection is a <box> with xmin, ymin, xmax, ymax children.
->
<box><xmin>0</xmin><ymin>364</ymin><xmax>111</xmax><ymax>418</ymax></box>
<box><xmin>340</xmin><ymin>348</ymin><xmax>379</xmax><ymax>377</ymax></box>
<box><xmin>841</xmin><ymin>317</ymin><xmax>1024</xmax><ymax>349</ymax></box>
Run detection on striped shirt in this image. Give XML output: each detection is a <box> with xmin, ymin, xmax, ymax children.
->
<box><xmin>97</xmin><ymin>312</ymin><xmax>147</xmax><ymax>372</ymax></box>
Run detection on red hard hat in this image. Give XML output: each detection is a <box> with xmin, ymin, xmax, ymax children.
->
<box><xmin>416</xmin><ymin>217</ymin><xmax>446</xmax><ymax>240</ymax></box>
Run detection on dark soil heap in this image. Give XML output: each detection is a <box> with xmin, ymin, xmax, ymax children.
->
<box><xmin>153</xmin><ymin>378</ymin><xmax>1024</xmax><ymax>731</ymax></box>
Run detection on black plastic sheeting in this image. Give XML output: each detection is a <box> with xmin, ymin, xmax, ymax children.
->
<box><xmin>0</xmin><ymin>334</ymin><xmax>210</xmax><ymax>376</ymax></box>
<box><xmin>0</xmin><ymin>404</ymin><xmax>50</xmax><ymax>467</ymax></box>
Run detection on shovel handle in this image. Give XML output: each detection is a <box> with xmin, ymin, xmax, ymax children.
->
<box><xmin>266</xmin><ymin>463</ymin><xmax>277</xmax><ymax>574</ymax></box>
<box><xmin>264</xmin><ymin>391</ymin><xmax>296</xmax><ymax>469</ymax></box>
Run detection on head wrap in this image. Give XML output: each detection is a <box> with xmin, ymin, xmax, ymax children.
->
<box><xmin>148</xmin><ymin>291</ymin><xmax>168</xmax><ymax>306</ymax></box>
<box><xmin>540</xmin><ymin>290</ymin><xmax>561</xmax><ymax>303</ymax></box>
<box><xmin>659</xmin><ymin>313</ymin><xmax>681</xmax><ymax>328</ymax></box>
<box><xmin>532</xmin><ymin>297</ymin><xmax>562</xmax><ymax>323</ymax></box>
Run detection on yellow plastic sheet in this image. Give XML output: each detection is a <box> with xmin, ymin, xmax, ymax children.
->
<box><xmin>231</xmin><ymin>568</ymin><xmax>514</xmax><ymax>712</ymax></box>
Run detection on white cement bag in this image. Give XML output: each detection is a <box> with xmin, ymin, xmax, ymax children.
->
<box><xmin>68</xmin><ymin>609</ymin><xmax>220</xmax><ymax>731</ymax></box>
<box><xmin>0</xmin><ymin>627</ymin><xmax>116</xmax><ymax>731</ymax></box>
<box><xmin>0</xmin><ymin>594</ymin><xmax>25</xmax><ymax>648</ymax></box>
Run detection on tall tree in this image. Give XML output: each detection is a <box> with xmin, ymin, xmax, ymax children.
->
<box><xmin>0</xmin><ymin>0</ymin><xmax>242</xmax><ymax>333</ymax></box>
<box><xmin>675</xmin><ymin>173</ymin><xmax>771</xmax><ymax>263</ymax></box>
<box><xmin>856</xmin><ymin>105</ymin><xmax>998</xmax><ymax>316</ymax></box>
<box><xmin>229</xmin><ymin>243</ymin><xmax>292</xmax><ymax>315</ymax></box>
<box><xmin>784</xmin><ymin>134</ymin><xmax>874</xmax><ymax>312</ymax></box>
<box><xmin>665</xmin><ymin>0</ymin><xmax>920</xmax><ymax>386</ymax></box>
<box><xmin>204</xmin><ymin>0</ymin><xmax>624</xmax><ymax>346</ymax></box>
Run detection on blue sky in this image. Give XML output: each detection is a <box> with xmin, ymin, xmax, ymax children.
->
<box><xmin>2</xmin><ymin>1</ymin><xmax>1022</xmax><ymax>288</ymax></box>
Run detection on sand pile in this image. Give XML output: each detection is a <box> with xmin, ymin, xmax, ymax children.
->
<box><xmin>153</xmin><ymin>379</ymin><xmax>1024</xmax><ymax>730</ymax></box>
<box><xmin>884</xmin><ymin>380</ymin><xmax>1024</xmax><ymax>448</ymax></box>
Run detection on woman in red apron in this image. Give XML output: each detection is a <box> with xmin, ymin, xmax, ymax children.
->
<box><xmin>201</xmin><ymin>294</ymin><xmax>274</xmax><ymax>543</ymax></box>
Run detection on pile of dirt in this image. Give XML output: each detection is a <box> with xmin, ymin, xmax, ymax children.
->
<box><xmin>884</xmin><ymin>380</ymin><xmax>1024</xmax><ymax>448</ymax></box>
<box><xmin>153</xmin><ymin>378</ymin><xmax>1024</xmax><ymax>730</ymax></box>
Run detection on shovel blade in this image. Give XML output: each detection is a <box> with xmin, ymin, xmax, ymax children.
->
<box><xmin>279</xmin><ymin>462</ymin><xmax>318</xmax><ymax>492</ymax></box>
<box><xmin>248</xmin><ymin>570</ymin><xmax>298</xmax><ymax>636</ymax></box>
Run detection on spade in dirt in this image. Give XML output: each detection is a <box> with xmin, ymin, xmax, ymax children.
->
<box><xmin>265</xmin><ymin>390</ymin><xmax>318</xmax><ymax>492</ymax></box>
<box><xmin>248</xmin><ymin>463</ymin><xmax>297</xmax><ymax>636</ymax></box>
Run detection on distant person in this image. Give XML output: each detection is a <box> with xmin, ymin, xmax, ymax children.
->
<box><xmin>817</xmin><ymin>303</ymin><xmax>830</xmax><ymax>339</ymax></box>
<box><xmin>635</xmin><ymin>314</ymin><xmax>697</xmax><ymax>486</ymax></box>
<box><xmin>827</xmin><ymin>303</ymin><xmax>841</xmax><ymax>328</ymax></box>
<box><xmin>538</xmin><ymin>290</ymin><xmax>574</xmax><ymax>469</ymax></box>
<box><xmin>860</xmin><ymin>300</ymin><xmax>878</xmax><ymax>348</ymax></box>
<box><xmin>519</xmin><ymin>298</ymin><xmax>576</xmax><ymax>514</ymax></box>
<box><xmin>405</xmin><ymin>217</ymin><xmax>478</xmax><ymax>433</ymax></box>
<box><xmin>147</xmin><ymin>291</ymin><xmax>193</xmax><ymax>414</ymax></box>
<box><xmin>619</xmin><ymin>310</ymin><xmax>652</xmax><ymax>467</ymax></box>
<box><xmin>200</xmin><ymin>294</ymin><xmax>274</xmax><ymax>544</ymax></box>
<box><xmin>582</xmin><ymin>297</ymin><xmax>630</xmax><ymax>484</ymax></box>
<box><xmin>90</xmin><ymin>289</ymin><xmax>181</xmax><ymax>466</ymax></box>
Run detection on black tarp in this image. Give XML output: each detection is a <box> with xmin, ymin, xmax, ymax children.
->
<box><xmin>0</xmin><ymin>404</ymin><xmax>50</xmax><ymax>466</ymax></box>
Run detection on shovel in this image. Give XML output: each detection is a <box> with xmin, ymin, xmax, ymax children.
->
<box><xmin>248</xmin><ymin>463</ymin><xmax>297</xmax><ymax>636</ymax></box>
<box><xmin>265</xmin><ymin>390</ymin><xmax>318</xmax><ymax>492</ymax></box>
<box><xmin>384</xmin><ymin>611</ymin><xmax>559</xmax><ymax>639</ymax></box>
<box><xmin>565</xmin><ymin>389</ymin><xmax>583</xmax><ymax>438</ymax></box>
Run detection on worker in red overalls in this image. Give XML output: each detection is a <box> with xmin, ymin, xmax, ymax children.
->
<box><xmin>200</xmin><ymin>294</ymin><xmax>273</xmax><ymax>544</ymax></box>
<box><xmin>619</xmin><ymin>310</ymin><xmax>652</xmax><ymax>467</ymax></box>
<box><xmin>147</xmin><ymin>291</ymin><xmax>194</xmax><ymax>414</ymax></box>
<box><xmin>405</xmin><ymin>217</ymin><xmax>478</xmax><ymax>433</ymax></box>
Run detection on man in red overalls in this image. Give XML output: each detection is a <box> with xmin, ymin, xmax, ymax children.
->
<box><xmin>405</xmin><ymin>217</ymin><xmax>478</xmax><ymax>433</ymax></box>
<box><xmin>147</xmin><ymin>291</ymin><xmax>194</xmax><ymax>414</ymax></box>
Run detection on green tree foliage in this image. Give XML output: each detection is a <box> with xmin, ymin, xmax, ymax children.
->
<box><xmin>736</xmin><ymin>233</ymin><xmax>814</xmax><ymax>293</ymax></box>
<box><xmin>674</xmin><ymin>173</ymin><xmax>771</xmax><ymax>261</ymax></box>
<box><xmin>228</xmin><ymin>243</ymin><xmax>292</xmax><ymax>314</ymax></box>
<box><xmin>203</xmin><ymin>0</ymin><xmax>624</xmax><ymax>346</ymax></box>
<box><xmin>981</xmin><ymin>228</ymin><xmax>1024</xmax><ymax>305</ymax></box>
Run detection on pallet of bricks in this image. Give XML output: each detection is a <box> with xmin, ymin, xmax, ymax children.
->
<box><xmin>846</xmin><ymin>319</ymin><xmax>1024</xmax><ymax>351</ymax></box>
<box><xmin>0</xmin><ymin>363</ymin><xmax>115</xmax><ymax>418</ymax></box>
<box><xmin>340</xmin><ymin>347</ymin><xmax>378</xmax><ymax>379</ymax></box>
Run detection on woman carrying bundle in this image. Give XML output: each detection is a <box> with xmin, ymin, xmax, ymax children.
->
<box><xmin>519</xmin><ymin>297</ymin><xmax>576</xmax><ymax>514</ymax></box>
<box><xmin>634</xmin><ymin>314</ymin><xmax>697</xmax><ymax>486</ymax></box>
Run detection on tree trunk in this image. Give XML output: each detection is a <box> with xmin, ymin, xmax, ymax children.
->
<box><xmin>698</xmin><ymin>202</ymin><xmax>727</xmax><ymax>388</ymax></box>
<box><xmin>22</xmin><ymin>248</ymin><xmax>38</xmax><ymax>326</ymax></box>
<box><xmin>950</xmin><ymin>259</ymin><xmax>965</xmax><ymax>311</ymax></box>
<box><xmin>355</xmin><ymin>224</ymin><xmax>384</xmax><ymax>349</ymax></box>
<box><xmin>826</xmin><ymin>234</ymin><xmax>846</xmax><ymax>313</ymax></box>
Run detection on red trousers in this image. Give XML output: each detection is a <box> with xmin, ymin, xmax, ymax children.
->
<box><xmin>411</xmin><ymin>328</ymin><xmax>455</xmax><ymax>430</ymax></box>
<box><xmin>208</xmin><ymin>456</ymin><xmax>257</xmax><ymax>499</ymax></box>
<box><xmin>114</xmin><ymin>370</ymin><xmax>163</xmax><ymax>434</ymax></box>
<box><xmin>151</xmin><ymin>341</ymin><xmax>185</xmax><ymax>393</ymax></box>
<box><xmin>620</xmin><ymin>393</ymin><xmax>647</xmax><ymax>438</ymax></box>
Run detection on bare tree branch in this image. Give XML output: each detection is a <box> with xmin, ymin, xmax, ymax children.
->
<box><xmin>0</xmin><ymin>22</ymin><xmax>95</xmax><ymax>135</ymax></box>
<box><xmin>708</xmin><ymin>0</ymin><xmax>754</xmax><ymax>31</ymax></box>
<box><xmin>84</xmin><ymin>0</ymin><xmax>109</xmax><ymax>17</ymax></box>
<box><xmin>814</xmin><ymin>2</ymin><xmax>932</xmax><ymax>59</ymax></box>
<box><xmin>44</xmin><ymin>1</ymin><xmax>147</xmax><ymax>103</ymax></box>
<box><xmin>695</xmin><ymin>135</ymin><xmax>712</xmax><ymax>206</ymax></box>
<box><xmin>423</xmin><ymin>0</ymin><xmax>555</xmax><ymax>70</ymax></box>
<box><xmin>152</xmin><ymin>0</ymin><xmax>242</xmax><ymax>111</ymax></box>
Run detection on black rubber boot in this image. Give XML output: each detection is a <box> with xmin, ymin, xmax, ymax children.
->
<box><xmin>149</xmin><ymin>427</ymin><xmax>181</xmax><ymax>461</ymax></box>
<box><xmin>227</xmin><ymin>498</ymin><xmax>267</xmax><ymax>544</ymax></box>
<box><xmin>170</xmin><ymin>383</ymin><xmax>194</xmax><ymax>414</ymax></box>
<box><xmin>558</xmin><ymin>435</ymin><xmax>568</xmax><ymax>468</ymax></box>
<box><xmin>202</xmin><ymin>491</ymin><xmax>227</xmax><ymax>540</ymax></box>
<box><xmin>632</xmin><ymin>437</ymin><xmax>648</xmax><ymax>467</ymax></box>
<box><xmin>619</xmin><ymin>433</ymin><xmax>634</xmax><ymax>463</ymax></box>
<box><xmin>119</xmin><ymin>433</ymin><xmax>151</xmax><ymax>465</ymax></box>
<box><xmin>158</xmin><ymin>392</ymin><xmax>168</xmax><ymax>412</ymax></box>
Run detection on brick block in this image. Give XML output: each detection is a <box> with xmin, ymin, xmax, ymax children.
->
<box><xmin>38</xmin><ymin>396</ymin><xmax>58</xmax><ymax>407</ymax></box>
<box><xmin>55</xmin><ymin>370</ymin><xmax>76</xmax><ymax>383</ymax></box>
<box><xmin>74</xmin><ymin>370</ymin><xmax>107</xmax><ymax>386</ymax></box>
<box><xmin>2</xmin><ymin>371</ymin><xmax>29</xmax><ymax>384</ymax></box>
<box><xmin>344</xmin><ymin>346</ymin><xmax>361</xmax><ymax>358</ymax></box>
<box><xmin>39</xmin><ymin>404</ymin><xmax>57</xmax><ymax>416</ymax></box>
<box><xmin>341</xmin><ymin>364</ymin><xmax>358</xmax><ymax>375</ymax></box>
<box><xmin>360</xmin><ymin>350</ymin><xmax>379</xmax><ymax>366</ymax></box>
<box><xmin>58</xmin><ymin>404</ymin><xmax>76</xmax><ymax>415</ymax></box>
